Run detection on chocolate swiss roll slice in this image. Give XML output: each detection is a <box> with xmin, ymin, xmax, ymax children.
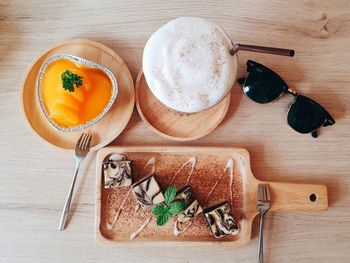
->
<box><xmin>204</xmin><ymin>201</ymin><xmax>239</xmax><ymax>238</ymax></box>
<box><xmin>103</xmin><ymin>160</ymin><xmax>133</xmax><ymax>188</ymax></box>
<box><xmin>174</xmin><ymin>185</ymin><xmax>203</xmax><ymax>224</ymax></box>
<box><xmin>132</xmin><ymin>174</ymin><xmax>165</xmax><ymax>210</ymax></box>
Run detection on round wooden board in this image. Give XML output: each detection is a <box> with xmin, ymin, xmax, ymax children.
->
<box><xmin>135</xmin><ymin>71</ymin><xmax>231</xmax><ymax>141</ymax></box>
<box><xmin>20</xmin><ymin>39</ymin><xmax>135</xmax><ymax>151</ymax></box>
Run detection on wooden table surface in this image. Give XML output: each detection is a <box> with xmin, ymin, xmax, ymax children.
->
<box><xmin>1</xmin><ymin>1</ymin><xmax>350</xmax><ymax>262</ymax></box>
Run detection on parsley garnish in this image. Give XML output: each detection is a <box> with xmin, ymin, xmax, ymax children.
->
<box><xmin>61</xmin><ymin>70</ymin><xmax>83</xmax><ymax>92</ymax></box>
<box><xmin>152</xmin><ymin>185</ymin><xmax>185</xmax><ymax>226</ymax></box>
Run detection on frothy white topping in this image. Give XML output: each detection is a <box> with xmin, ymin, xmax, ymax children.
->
<box><xmin>143</xmin><ymin>17</ymin><xmax>237</xmax><ymax>113</ymax></box>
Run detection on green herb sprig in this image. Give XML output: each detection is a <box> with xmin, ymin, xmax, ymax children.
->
<box><xmin>152</xmin><ymin>185</ymin><xmax>185</xmax><ymax>226</ymax></box>
<box><xmin>61</xmin><ymin>70</ymin><xmax>83</xmax><ymax>92</ymax></box>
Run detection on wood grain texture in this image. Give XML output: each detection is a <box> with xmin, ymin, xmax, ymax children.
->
<box><xmin>135</xmin><ymin>71</ymin><xmax>231</xmax><ymax>141</ymax></box>
<box><xmin>1</xmin><ymin>0</ymin><xmax>350</xmax><ymax>262</ymax></box>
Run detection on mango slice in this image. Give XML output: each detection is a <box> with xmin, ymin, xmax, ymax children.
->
<box><xmin>41</xmin><ymin>58</ymin><xmax>113</xmax><ymax>128</ymax></box>
<box><xmin>50</xmin><ymin>104</ymin><xmax>80</xmax><ymax>127</ymax></box>
<box><xmin>53</xmin><ymin>94</ymin><xmax>80</xmax><ymax>112</ymax></box>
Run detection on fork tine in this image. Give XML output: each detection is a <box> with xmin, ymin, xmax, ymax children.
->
<box><xmin>82</xmin><ymin>134</ymin><xmax>90</xmax><ymax>150</ymax></box>
<box><xmin>258</xmin><ymin>184</ymin><xmax>271</xmax><ymax>201</ymax></box>
<box><xmin>76</xmin><ymin>133</ymin><xmax>85</xmax><ymax>149</ymax></box>
<box><xmin>262</xmin><ymin>184</ymin><xmax>266</xmax><ymax>200</ymax></box>
<box><xmin>264</xmin><ymin>185</ymin><xmax>268</xmax><ymax>201</ymax></box>
<box><xmin>82</xmin><ymin>133</ymin><xmax>92</xmax><ymax>150</ymax></box>
<box><xmin>79</xmin><ymin>133</ymin><xmax>88</xmax><ymax>149</ymax></box>
<box><xmin>86</xmin><ymin>134</ymin><xmax>92</xmax><ymax>149</ymax></box>
<box><xmin>265</xmin><ymin>185</ymin><xmax>271</xmax><ymax>201</ymax></box>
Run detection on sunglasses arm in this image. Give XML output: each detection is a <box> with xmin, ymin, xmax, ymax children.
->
<box><xmin>287</xmin><ymin>88</ymin><xmax>298</xmax><ymax>96</ymax></box>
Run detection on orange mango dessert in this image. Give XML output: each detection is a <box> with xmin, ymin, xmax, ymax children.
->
<box><xmin>41</xmin><ymin>59</ymin><xmax>113</xmax><ymax>128</ymax></box>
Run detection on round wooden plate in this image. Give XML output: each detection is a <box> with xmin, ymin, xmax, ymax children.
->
<box><xmin>135</xmin><ymin>71</ymin><xmax>231</xmax><ymax>141</ymax></box>
<box><xmin>20</xmin><ymin>39</ymin><xmax>135</xmax><ymax>151</ymax></box>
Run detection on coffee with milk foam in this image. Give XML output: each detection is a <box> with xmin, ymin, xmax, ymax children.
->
<box><xmin>142</xmin><ymin>17</ymin><xmax>237</xmax><ymax>113</ymax></box>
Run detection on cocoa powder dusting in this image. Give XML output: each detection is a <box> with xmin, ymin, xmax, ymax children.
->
<box><xmin>100</xmin><ymin>152</ymin><xmax>244</xmax><ymax>242</ymax></box>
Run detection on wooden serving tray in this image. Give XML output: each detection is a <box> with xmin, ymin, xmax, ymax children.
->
<box><xmin>96</xmin><ymin>146</ymin><xmax>327</xmax><ymax>246</ymax></box>
<box><xmin>135</xmin><ymin>71</ymin><xmax>230</xmax><ymax>141</ymax></box>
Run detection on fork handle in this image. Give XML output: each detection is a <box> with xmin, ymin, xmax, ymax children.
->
<box><xmin>258</xmin><ymin>213</ymin><xmax>265</xmax><ymax>263</ymax></box>
<box><xmin>59</xmin><ymin>161</ymin><xmax>81</xmax><ymax>231</ymax></box>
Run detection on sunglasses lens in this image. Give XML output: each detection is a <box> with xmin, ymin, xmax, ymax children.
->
<box><xmin>243</xmin><ymin>72</ymin><xmax>286</xmax><ymax>104</ymax></box>
<box><xmin>287</xmin><ymin>95</ymin><xmax>327</xmax><ymax>134</ymax></box>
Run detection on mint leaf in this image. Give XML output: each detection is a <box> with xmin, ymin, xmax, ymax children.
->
<box><xmin>164</xmin><ymin>185</ymin><xmax>177</xmax><ymax>205</ymax></box>
<box><xmin>156</xmin><ymin>212</ymin><xmax>170</xmax><ymax>226</ymax></box>
<box><xmin>152</xmin><ymin>204</ymin><xmax>168</xmax><ymax>217</ymax></box>
<box><xmin>168</xmin><ymin>201</ymin><xmax>185</xmax><ymax>216</ymax></box>
<box><xmin>61</xmin><ymin>70</ymin><xmax>83</xmax><ymax>92</ymax></box>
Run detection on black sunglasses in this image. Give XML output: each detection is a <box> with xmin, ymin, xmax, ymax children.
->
<box><xmin>238</xmin><ymin>60</ymin><xmax>335</xmax><ymax>138</ymax></box>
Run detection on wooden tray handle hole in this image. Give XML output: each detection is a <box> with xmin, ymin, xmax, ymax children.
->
<box><xmin>309</xmin><ymin>193</ymin><xmax>318</xmax><ymax>202</ymax></box>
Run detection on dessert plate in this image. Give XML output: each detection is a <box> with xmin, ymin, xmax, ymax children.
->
<box><xmin>96</xmin><ymin>146</ymin><xmax>328</xmax><ymax>246</ymax></box>
<box><xmin>135</xmin><ymin>71</ymin><xmax>231</xmax><ymax>141</ymax></box>
<box><xmin>20</xmin><ymin>39</ymin><xmax>135</xmax><ymax>151</ymax></box>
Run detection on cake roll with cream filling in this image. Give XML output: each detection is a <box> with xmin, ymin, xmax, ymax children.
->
<box><xmin>132</xmin><ymin>174</ymin><xmax>165</xmax><ymax>210</ymax></box>
<box><xmin>103</xmin><ymin>160</ymin><xmax>133</xmax><ymax>188</ymax></box>
<box><xmin>175</xmin><ymin>185</ymin><xmax>203</xmax><ymax>224</ymax></box>
<box><xmin>204</xmin><ymin>201</ymin><xmax>239</xmax><ymax>238</ymax></box>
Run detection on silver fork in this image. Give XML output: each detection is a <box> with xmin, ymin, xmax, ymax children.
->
<box><xmin>59</xmin><ymin>133</ymin><xmax>92</xmax><ymax>231</ymax></box>
<box><xmin>257</xmin><ymin>184</ymin><xmax>271</xmax><ymax>263</ymax></box>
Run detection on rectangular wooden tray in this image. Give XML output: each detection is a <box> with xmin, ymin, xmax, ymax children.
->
<box><xmin>95</xmin><ymin>146</ymin><xmax>327</xmax><ymax>246</ymax></box>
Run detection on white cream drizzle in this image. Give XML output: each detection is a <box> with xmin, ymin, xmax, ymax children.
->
<box><xmin>170</xmin><ymin>157</ymin><xmax>197</xmax><ymax>236</ymax></box>
<box><xmin>129</xmin><ymin>157</ymin><xmax>197</xmax><ymax>239</ymax></box>
<box><xmin>107</xmin><ymin>189</ymin><xmax>132</xmax><ymax>230</ymax></box>
<box><xmin>170</xmin><ymin>156</ymin><xmax>197</xmax><ymax>184</ymax></box>
<box><xmin>174</xmin><ymin>219</ymin><xmax>193</xmax><ymax>237</ymax></box>
<box><xmin>205</xmin><ymin>173</ymin><xmax>225</xmax><ymax>203</ymax></box>
<box><xmin>107</xmin><ymin>156</ymin><xmax>156</xmax><ymax>230</ymax></box>
<box><xmin>205</xmin><ymin>159</ymin><xmax>235</xmax><ymax>205</ymax></box>
<box><xmin>225</xmin><ymin>159</ymin><xmax>234</xmax><ymax>209</ymax></box>
<box><xmin>130</xmin><ymin>216</ymin><xmax>152</xmax><ymax>240</ymax></box>
<box><xmin>144</xmin><ymin>157</ymin><xmax>156</xmax><ymax>177</ymax></box>
<box><xmin>134</xmin><ymin>203</ymin><xmax>141</xmax><ymax>212</ymax></box>
<box><xmin>107</xmin><ymin>153</ymin><xmax>245</xmax><ymax>239</ymax></box>
<box><xmin>132</xmin><ymin>156</ymin><xmax>197</xmax><ymax>239</ymax></box>
<box><xmin>232</xmin><ymin>152</ymin><xmax>248</xmax><ymax>219</ymax></box>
